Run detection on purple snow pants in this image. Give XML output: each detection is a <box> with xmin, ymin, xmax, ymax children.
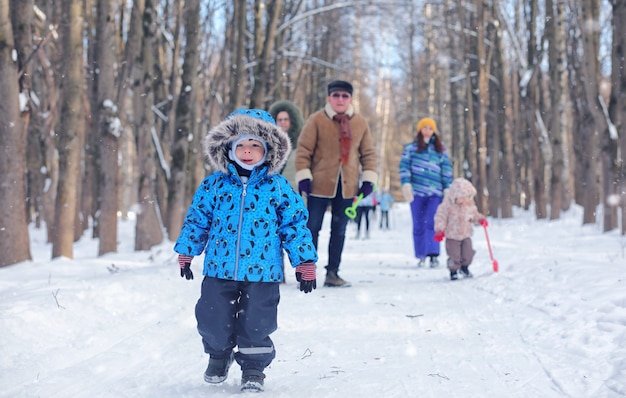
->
<box><xmin>409</xmin><ymin>195</ymin><xmax>442</xmax><ymax>259</ymax></box>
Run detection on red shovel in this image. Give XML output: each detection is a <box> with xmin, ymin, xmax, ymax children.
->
<box><xmin>482</xmin><ymin>224</ymin><xmax>499</xmax><ymax>272</ymax></box>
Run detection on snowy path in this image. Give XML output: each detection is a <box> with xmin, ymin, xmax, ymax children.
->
<box><xmin>1</xmin><ymin>204</ymin><xmax>624</xmax><ymax>397</ymax></box>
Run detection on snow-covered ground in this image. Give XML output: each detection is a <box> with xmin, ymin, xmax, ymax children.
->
<box><xmin>1</xmin><ymin>203</ymin><xmax>625</xmax><ymax>397</ymax></box>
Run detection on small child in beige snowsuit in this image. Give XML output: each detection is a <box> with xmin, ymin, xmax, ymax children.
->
<box><xmin>433</xmin><ymin>178</ymin><xmax>487</xmax><ymax>280</ymax></box>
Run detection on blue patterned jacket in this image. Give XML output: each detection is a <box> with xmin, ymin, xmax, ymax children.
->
<box><xmin>398</xmin><ymin>138</ymin><xmax>453</xmax><ymax>197</ymax></box>
<box><xmin>174</xmin><ymin>112</ymin><xmax>317</xmax><ymax>282</ymax></box>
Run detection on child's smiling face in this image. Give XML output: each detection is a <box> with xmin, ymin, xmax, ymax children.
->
<box><xmin>234</xmin><ymin>138</ymin><xmax>265</xmax><ymax>166</ymax></box>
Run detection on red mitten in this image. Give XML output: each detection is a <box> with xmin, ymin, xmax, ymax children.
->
<box><xmin>479</xmin><ymin>218</ymin><xmax>488</xmax><ymax>227</ymax></box>
<box><xmin>434</xmin><ymin>231</ymin><xmax>445</xmax><ymax>242</ymax></box>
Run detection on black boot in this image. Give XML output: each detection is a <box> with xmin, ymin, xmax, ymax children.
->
<box><xmin>241</xmin><ymin>369</ymin><xmax>265</xmax><ymax>392</ymax></box>
<box><xmin>460</xmin><ymin>266</ymin><xmax>473</xmax><ymax>278</ymax></box>
<box><xmin>204</xmin><ymin>351</ymin><xmax>235</xmax><ymax>383</ymax></box>
<box><xmin>450</xmin><ymin>270</ymin><xmax>458</xmax><ymax>281</ymax></box>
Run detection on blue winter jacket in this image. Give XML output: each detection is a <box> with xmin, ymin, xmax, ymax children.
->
<box><xmin>398</xmin><ymin>138</ymin><xmax>453</xmax><ymax>197</ymax></box>
<box><xmin>174</xmin><ymin>111</ymin><xmax>318</xmax><ymax>282</ymax></box>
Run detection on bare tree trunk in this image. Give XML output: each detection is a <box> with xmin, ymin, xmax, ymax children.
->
<box><xmin>526</xmin><ymin>0</ymin><xmax>549</xmax><ymax>219</ymax></box>
<box><xmin>151</xmin><ymin>27</ymin><xmax>170</xmax><ymax>229</ymax></box>
<box><xmin>26</xmin><ymin>94</ymin><xmax>46</xmax><ymax>228</ymax></box>
<box><xmin>377</xmin><ymin>67</ymin><xmax>393</xmax><ymax>189</ymax></box>
<box><xmin>610</xmin><ymin>0</ymin><xmax>626</xmax><ymax>234</ymax></box>
<box><xmin>465</xmin><ymin>75</ymin><xmax>477</xmax><ymax>184</ymax></box>
<box><xmin>500</xmin><ymin>68</ymin><xmax>517</xmax><ymax>217</ymax></box>
<box><xmin>81</xmin><ymin>0</ymin><xmax>96</xmax><ymax>241</ymax></box>
<box><xmin>52</xmin><ymin>0</ymin><xmax>84</xmax><ymax>259</ymax></box>
<box><xmin>11</xmin><ymin>0</ymin><xmax>35</xmax><ymax>224</ymax></box>
<box><xmin>570</xmin><ymin>34</ymin><xmax>587</xmax><ymax>209</ymax></box>
<box><xmin>0</xmin><ymin>1</ymin><xmax>31</xmax><ymax>266</ymax></box>
<box><xmin>531</xmin><ymin>107</ymin><xmax>548</xmax><ymax>219</ymax></box>
<box><xmin>74</xmin><ymin>87</ymin><xmax>88</xmax><ymax>241</ymax></box>
<box><xmin>492</xmin><ymin>1</ymin><xmax>514</xmax><ymax>218</ymax></box>
<box><xmin>461</xmin><ymin>4</ymin><xmax>479</xmax><ymax>185</ymax></box>
<box><xmin>601</xmin><ymin>0</ymin><xmax>623</xmax><ymax>232</ymax></box>
<box><xmin>601</xmin><ymin>126</ymin><xmax>619</xmax><ymax>231</ymax></box>
<box><xmin>547</xmin><ymin>0</ymin><xmax>571</xmax><ymax>220</ymax></box>
<box><xmin>474</xmin><ymin>0</ymin><xmax>493</xmax><ymax>215</ymax></box>
<box><xmin>352</xmin><ymin>9</ymin><xmax>362</xmax><ymax>114</ymax></box>
<box><xmin>116</xmin><ymin>0</ymin><xmax>143</xmax><ymax>104</ymax></box>
<box><xmin>228</xmin><ymin>0</ymin><xmax>246</xmax><ymax>111</ymax></box>
<box><xmin>94</xmin><ymin>0</ymin><xmax>120</xmax><ymax>255</ymax></box>
<box><xmin>498</xmin><ymin>3</ymin><xmax>526</xmax><ymax>210</ymax></box>
<box><xmin>166</xmin><ymin>0</ymin><xmax>201</xmax><ymax>241</ymax></box>
<box><xmin>117</xmin><ymin>0</ymin><xmax>144</xmax><ymax>219</ymax></box>
<box><xmin>578</xmin><ymin>0</ymin><xmax>606</xmax><ymax>225</ymax></box>
<box><xmin>525</xmin><ymin>0</ymin><xmax>547</xmax><ymax>219</ymax></box>
<box><xmin>424</xmin><ymin>3</ymin><xmax>436</xmax><ymax>117</ymax></box>
<box><xmin>271</xmin><ymin>1</ymin><xmax>290</xmax><ymax>102</ymax></box>
<box><xmin>250</xmin><ymin>0</ymin><xmax>282</xmax><ymax>108</ymax></box>
<box><xmin>488</xmin><ymin>18</ymin><xmax>503</xmax><ymax>218</ymax></box>
<box><xmin>557</xmin><ymin>0</ymin><xmax>574</xmax><ymax>214</ymax></box>
<box><xmin>30</xmin><ymin>30</ymin><xmax>61</xmax><ymax>243</ymax></box>
<box><xmin>444</xmin><ymin>0</ymin><xmax>467</xmax><ymax>180</ymax></box>
<box><xmin>163</xmin><ymin>0</ymin><xmax>184</xmax><ymax>145</ymax></box>
<box><xmin>407</xmin><ymin>2</ymin><xmax>419</xmax><ymax>126</ymax></box>
<box><xmin>134</xmin><ymin>0</ymin><xmax>164</xmax><ymax>250</ymax></box>
<box><xmin>509</xmin><ymin>57</ymin><xmax>523</xmax><ymax>209</ymax></box>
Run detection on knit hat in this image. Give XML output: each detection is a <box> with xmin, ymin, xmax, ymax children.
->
<box><xmin>228</xmin><ymin>134</ymin><xmax>268</xmax><ymax>171</ymax></box>
<box><xmin>227</xmin><ymin>108</ymin><xmax>276</xmax><ymax>124</ymax></box>
<box><xmin>417</xmin><ymin>117</ymin><xmax>437</xmax><ymax>133</ymax></box>
<box><xmin>327</xmin><ymin>80</ymin><xmax>353</xmax><ymax>95</ymax></box>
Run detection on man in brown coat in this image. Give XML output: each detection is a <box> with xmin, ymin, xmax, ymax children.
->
<box><xmin>295</xmin><ymin>80</ymin><xmax>378</xmax><ymax>287</ymax></box>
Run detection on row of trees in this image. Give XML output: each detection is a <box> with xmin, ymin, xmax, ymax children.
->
<box><xmin>380</xmin><ymin>0</ymin><xmax>624</xmax><ymax>230</ymax></box>
<box><xmin>0</xmin><ymin>0</ymin><xmax>623</xmax><ymax>267</ymax></box>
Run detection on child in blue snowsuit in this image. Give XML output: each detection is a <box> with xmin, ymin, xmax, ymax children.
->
<box><xmin>174</xmin><ymin>109</ymin><xmax>318</xmax><ymax>392</ymax></box>
<box><xmin>376</xmin><ymin>188</ymin><xmax>394</xmax><ymax>230</ymax></box>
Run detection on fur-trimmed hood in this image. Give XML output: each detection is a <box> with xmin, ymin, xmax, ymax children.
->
<box><xmin>203</xmin><ymin>111</ymin><xmax>291</xmax><ymax>175</ymax></box>
<box><xmin>447</xmin><ymin>177</ymin><xmax>477</xmax><ymax>201</ymax></box>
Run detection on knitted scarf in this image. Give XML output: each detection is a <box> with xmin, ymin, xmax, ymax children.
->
<box><xmin>333</xmin><ymin>113</ymin><xmax>352</xmax><ymax>165</ymax></box>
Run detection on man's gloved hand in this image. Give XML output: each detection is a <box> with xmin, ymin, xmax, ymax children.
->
<box><xmin>295</xmin><ymin>263</ymin><xmax>316</xmax><ymax>293</ymax></box>
<box><xmin>402</xmin><ymin>183</ymin><xmax>414</xmax><ymax>202</ymax></box>
<box><xmin>178</xmin><ymin>254</ymin><xmax>194</xmax><ymax>280</ymax></box>
<box><xmin>298</xmin><ymin>179</ymin><xmax>311</xmax><ymax>196</ymax></box>
<box><xmin>434</xmin><ymin>231</ymin><xmax>445</xmax><ymax>242</ymax></box>
<box><xmin>479</xmin><ymin>218</ymin><xmax>488</xmax><ymax>227</ymax></box>
<box><xmin>357</xmin><ymin>182</ymin><xmax>374</xmax><ymax>198</ymax></box>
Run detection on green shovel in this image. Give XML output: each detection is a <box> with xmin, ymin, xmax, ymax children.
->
<box><xmin>344</xmin><ymin>193</ymin><xmax>364</xmax><ymax>219</ymax></box>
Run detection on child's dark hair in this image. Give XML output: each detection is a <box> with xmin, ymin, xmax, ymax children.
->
<box><xmin>416</xmin><ymin>132</ymin><xmax>444</xmax><ymax>153</ymax></box>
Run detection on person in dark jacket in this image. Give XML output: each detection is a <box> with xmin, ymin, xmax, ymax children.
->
<box><xmin>174</xmin><ymin>109</ymin><xmax>318</xmax><ymax>393</ymax></box>
<box><xmin>398</xmin><ymin>117</ymin><xmax>453</xmax><ymax>268</ymax></box>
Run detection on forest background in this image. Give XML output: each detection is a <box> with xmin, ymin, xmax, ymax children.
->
<box><xmin>0</xmin><ymin>0</ymin><xmax>624</xmax><ymax>267</ymax></box>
